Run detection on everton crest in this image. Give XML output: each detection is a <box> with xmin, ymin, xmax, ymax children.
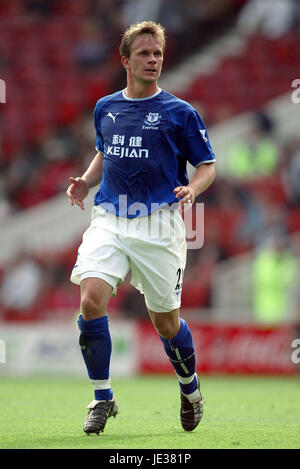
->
<box><xmin>144</xmin><ymin>112</ymin><xmax>161</xmax><ymax>126</ymax></box>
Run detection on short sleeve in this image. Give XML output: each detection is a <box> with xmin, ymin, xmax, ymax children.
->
<box><xmin>184</xmin><ymin>109</ymin><xmax>216</xmax><ymax>167</ymax></box>
<box><xmin>94</xmin><ymin>105</ymin><xmax>104</xmax><ymax>153</ymax></box>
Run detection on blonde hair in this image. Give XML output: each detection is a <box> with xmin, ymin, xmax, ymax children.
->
<box><xmin>119</xmin><ymin>21</ymin><xmax>166</xmax><ymax>58</ymax></box>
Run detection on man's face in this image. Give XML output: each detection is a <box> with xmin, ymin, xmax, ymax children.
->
<box><xmin>122</xmin><ymin>34</ymin><xmax>164</xmax><ymax>85</ymax></box>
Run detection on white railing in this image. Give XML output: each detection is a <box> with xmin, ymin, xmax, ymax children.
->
<box><xmin>0</xmin><ymin>190</ymin><xmax>95</xmax><ymax>264</ymax></box>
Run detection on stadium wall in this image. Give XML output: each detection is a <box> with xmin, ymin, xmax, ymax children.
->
<box><xmin>0</xmin><ymin>319</ymin><xmax>297</xmax><ymax>377</ymax></box>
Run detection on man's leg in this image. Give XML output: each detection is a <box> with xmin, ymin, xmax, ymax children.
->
<box><xmin>78</xmin><ymin>277</ymin><xmax>118</xmax><ymax>434</ymax></box>
<box><xmin>148</xmin><ymin>308</ymin><xmax>204</xmax><ymax>431</ymax></box>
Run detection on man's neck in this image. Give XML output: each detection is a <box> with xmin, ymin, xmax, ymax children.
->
<box><xmin>124</xmin><ymin>81</ymin><xmax>160</xmax><ymax>99</ymax></box>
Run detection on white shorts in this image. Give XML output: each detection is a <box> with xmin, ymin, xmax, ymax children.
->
<box><xmin>70</xmin><ymin>205</ymin><xmax>187</xmax><ymax>312</ymax></box>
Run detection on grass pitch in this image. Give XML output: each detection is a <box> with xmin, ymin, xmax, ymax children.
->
<box><xmin>0</xmin><ymin>374</ymin><xmax>299</xmax><ymax>449</ymax></box>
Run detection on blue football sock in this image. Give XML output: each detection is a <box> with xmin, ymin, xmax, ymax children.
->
<box><xmin>77</xmin><ymin>314</ymin><xmax>113</xmax><ymax>401</ymax></box>
<box><xmin>159</xmin><ymin>318</ymin><xmax>198</xmax><ymax>395</ymax></box>
<box><xmin>178</xmin><ymin>374</ymin><xmax>198</xmax><ymax>395</ymax></box>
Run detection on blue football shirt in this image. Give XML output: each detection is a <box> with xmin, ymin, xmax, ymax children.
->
<box><xmin>93</xmin><ymin>88</ymin><xmax>215</xmax><ymax>218</ymax></box>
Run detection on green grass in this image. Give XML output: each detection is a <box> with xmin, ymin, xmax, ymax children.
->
<box><xmin>0</xmin><ymin>375</ymin><xmax>299</xmax><ymax>449</ymax></box>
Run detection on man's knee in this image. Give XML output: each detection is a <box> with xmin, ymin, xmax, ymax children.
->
<box><xmin>80</xmin><ymin>278</ymin><xmax>112</xmax><ymax>320</ymax></box>
<box><xmin>80</xmin><ymin>294</ymin><xmax>105</xmax><ymax>320</ymax></box>
<box><xmin>155</xmin><ymin>322</ymin><xmax>176</xmax><ymax>339</ymax></box>
<box><xmin>151</xmin><ymin>310</ymin><xmax>180</xmax><ymax>339</ymax></box>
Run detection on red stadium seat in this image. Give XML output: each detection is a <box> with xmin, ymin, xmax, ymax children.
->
<box><xmin>287</xmin><ymin>209</ymin><xmax>300</xmax><ymax>234</ymax></box>
<box><xmin>185</xmin><ymin>32</ymin><xmax>300</xmax><ymax>119</ymax></box>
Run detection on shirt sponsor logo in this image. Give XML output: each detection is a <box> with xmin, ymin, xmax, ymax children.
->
<box><xmin>106</xmin><ymin>146</ymin><xmax>148</xmax><ymax>158</ymax></box>
<box><xmin>106</xmin><ymin>134</ymin><xmax>148</xmax><ymax>158</ymax></box>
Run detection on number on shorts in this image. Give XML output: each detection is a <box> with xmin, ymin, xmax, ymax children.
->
<box><xmin>175</xmin><ymin>267</ymin><xmax>183</xmax><ymax>291</ymax></box>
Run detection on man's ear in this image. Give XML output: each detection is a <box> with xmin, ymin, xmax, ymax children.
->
<box><xmin>121</xmin><ymin>55</ymin><xmax>129</xmax><ymax>70</ymax></box>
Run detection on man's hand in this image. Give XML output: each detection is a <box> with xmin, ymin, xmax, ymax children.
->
<box><xmin>66</xmin><ymin>177</ymin><xmax>89</xmax><ymax>210</ymax></box>
<box><xmin>174</xmin><ymin>163</ymin><xmax>216</xmax><ymax>210</ymax></box>
<box><xmin>174</xmin><ymin>185</ymin><xmax>195</xmax><ymax>209</ymax></box>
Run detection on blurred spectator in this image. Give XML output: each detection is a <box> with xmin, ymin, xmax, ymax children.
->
<box><xmin>74</xmin><ymin>20</ymin><xmax>110</xmax><ymax>69</ymax></box>
<box><xmin>210</xmin><ymin>177</ymin><xmax>245</xmax><ymax>209</ymax></box>
<box><xmin>0</xmin><ymin>193</ymin><xmax>11</xmax><ymax>221</ymax></box>
<box><xmin>0</xmin><ymin>142</ymin><xmax>12</xmax><ymax>219</ymax></box>
<box><xmin>251</xmin><ymin>233</ymin><xmax>298</xmax><ymax>324</ymax></box>
<box><xmin>227</xmin><ymin>112</ymin><xmax>279</xmax><ymax>179</ymax></box>
<box><xmin>280</xmin><ymin>138</ymin><xmax>300</xmax><ymax>207</ymax></box>
<box><xmin>122</xmin><ymin>0</ymin><xmax>163</xmax><ymax>25</ymax></box>
<box><xmin>122</xmin><ymin>289</ymin><xmax>149</xmax><ymax>318</ymax></box>
<box><xmin>25</xmin><ymin>0</ymin><xmax>51</xmax><ymax>16</ymax></box>
<box><xmin>182</xmin><ymin>220</ymin><xmax>228</xmax><ymax>308</ymax></box>
<box><xmin>238</xmin><ymin>192</ymin><xmax>288</xmax><ymax>247</ymax></box>
<box><xmin>3</xmin><ymin>143</ymin><xmax>46</xmax><ymax>213</ymax></box>
<box><xmin>237</xmin><ymin>0</ymin><xmax>296</xmax><ymax>38</ymax></box>
<box><xmin>295</xmin><ymin>0</ymin><xmax>300</xmax><ymax>27</ymax></box>
<box><xmin>0</xmin><ymin>252</ymin><xmax>44</xmax><ymax>314</ymax></box>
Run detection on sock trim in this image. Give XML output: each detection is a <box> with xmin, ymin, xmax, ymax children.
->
<box><xmin>176</xmin><ymin>372</ymin><xmax>197</xmax><ymax>385</ymax></box>
<box><xmin>77</xmin><ymin>314</ymin><xmax>109</xmax><ymax>334</ymax></box>
<box><xmin>91</xmin><ymin>378</ymin><xmax>111</xmax><ymax>390</ymax></box>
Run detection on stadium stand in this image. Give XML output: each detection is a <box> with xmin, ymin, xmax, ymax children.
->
<box><xmin>0</xmin><ymin>0</ymin><xmax>299</xmax><ymax>322</ymax></box>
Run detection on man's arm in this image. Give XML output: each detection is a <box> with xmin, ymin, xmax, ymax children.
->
<box><xmin>81</xmin><ymin>151</ymin><xmax>104</xmax><ymax>188</ymax></box>
<box><xmin>174</xmin><ymin>162</ymin><xmax>216</xmax><ymax>208</ymax></box>
<box><xmin>66</xmin><ymin>152</ymin><xmax>104</xmax><ymax>210</ymax></box>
